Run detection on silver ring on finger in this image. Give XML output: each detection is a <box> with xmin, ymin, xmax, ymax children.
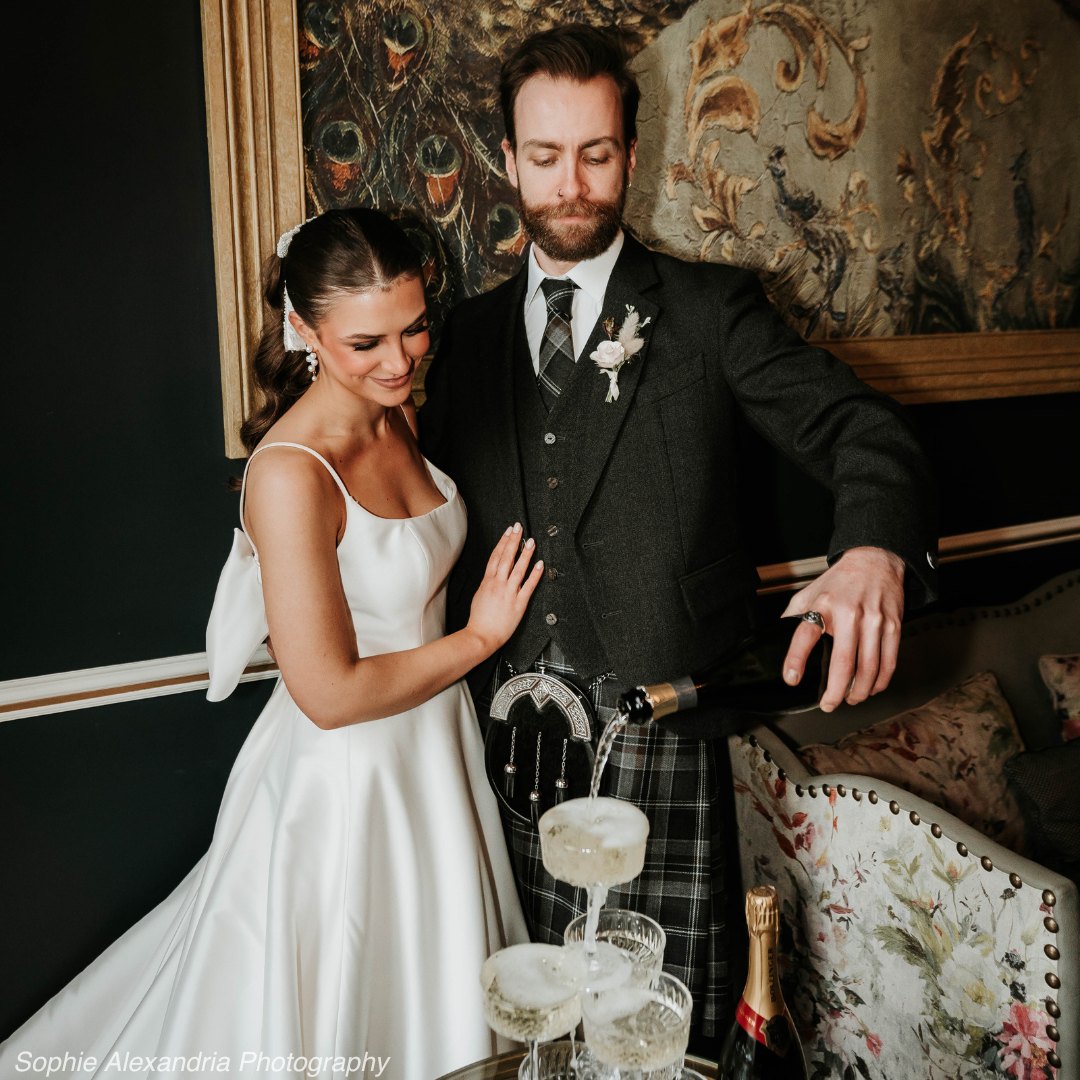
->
<box><xmin>800</xmin><ymin>609</ymin><xmax>826</xmax><ymax>630</ymax></box>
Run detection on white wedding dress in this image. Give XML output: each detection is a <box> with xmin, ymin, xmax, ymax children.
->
<box><xmin>1</xmin><ymin>441</ymin><xmax>527</xmax><ymax>1080</ymax></box>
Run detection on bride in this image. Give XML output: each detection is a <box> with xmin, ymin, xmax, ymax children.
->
<box><xmin>1</xmin><ymin>208</ymin><xmax>538</xmax><ymax>1079</ymax></box>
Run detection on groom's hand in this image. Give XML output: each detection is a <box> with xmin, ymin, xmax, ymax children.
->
<box><xmin>781</xmin><ymin>546</ymin><xmax>905</xmax><ymax>712</ymax></box>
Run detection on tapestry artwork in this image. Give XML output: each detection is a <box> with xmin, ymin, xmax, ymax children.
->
<box><xmin>298</xmin><ymin>0</ymin><xmax>1079</xmax><ymax>339</ymax></box>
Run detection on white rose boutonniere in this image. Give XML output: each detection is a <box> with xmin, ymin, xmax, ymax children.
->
<box><xmin>590</xmin><ymin>305</ymin><xmax>652</xmax><ymax>402</ymax></box>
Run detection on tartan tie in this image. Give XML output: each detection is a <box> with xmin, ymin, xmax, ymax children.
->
<box><xmin>537</xmin><ymin>277</ymin><xmax>578</xmax><ymax>412</ymax></box>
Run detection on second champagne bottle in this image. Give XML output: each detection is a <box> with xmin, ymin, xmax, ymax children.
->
<box><xmin>717</xmin><ymin>885</ymin><xmax>808</xmax><ymax>1080</ymax></box>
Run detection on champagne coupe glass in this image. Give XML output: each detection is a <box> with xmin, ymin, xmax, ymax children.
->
<box><xmin>480</xmin><ymin>943</ymin><xmax>586</xmax><ymax>1079</ymax></box>
<box><xmin>539</xmin><ymin>796</ymin><xmax>650</xmax><ymax>991</ymax></box>
<box><xmin>564</xmin><ymin>908</ymin><xmax>666</xmax><ymax>988</ymax></box>
<box><xmin>580</xmin><ymin>971</ymin><xmax>693</xmax><ymax>1080</ymax></box>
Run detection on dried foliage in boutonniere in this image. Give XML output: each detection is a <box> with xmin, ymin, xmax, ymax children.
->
<box><xmin>590</xmin><ymin>305</ymin><xmax>652</xmax><ymax>402</ymax></box>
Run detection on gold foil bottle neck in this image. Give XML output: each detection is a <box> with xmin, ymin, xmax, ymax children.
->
<box><xmin>738</xmin><ymin>884</ymin><xmax>787</xmax><ymax>1038</ymax></box>
<box><xmin>746</xmin><ymin>885</ymin><xmax>780</xmax><ymax>938</ymax></box>
<box><xmin>645</xmin><ymin>682</ymin><xmax>679</xmax><ymax>721</ymax></box>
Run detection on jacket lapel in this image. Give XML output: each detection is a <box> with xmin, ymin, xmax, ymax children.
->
<box><xmin>564</xmin><ymin>236</ymin><xmax>660</xmax><ymax>529</ymax></box>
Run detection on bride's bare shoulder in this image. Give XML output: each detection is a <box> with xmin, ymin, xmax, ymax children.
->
<box><xmin>245</xmin><ymin>442</ymin><xmax>343</xmax><ymax>526</ymax></box>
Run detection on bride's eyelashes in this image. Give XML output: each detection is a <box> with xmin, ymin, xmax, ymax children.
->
<box><xmin>349</xmin><ymin>320</ymin><xmax>429</xmax><ymax>352</ymax></box>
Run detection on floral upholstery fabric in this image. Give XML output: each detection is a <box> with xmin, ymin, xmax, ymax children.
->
<box><xmin>731</xmin><ymin>737</ymin><xmax>1063</xmax><ymax>1079</ymax></box>
<box><xmin>799</xmin><ymin>671</ymin><xmax>1027</xmax><ymax>852</ymax></box>
<box><xmin>1038</xmin><ymin>655</ymin><xmax>1080</xmax><ymax>742</ymax></box>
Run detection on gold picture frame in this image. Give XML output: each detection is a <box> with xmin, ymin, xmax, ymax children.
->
<box><xmin>201</xmin><ymin>0</ymin><xmax>307</xmax><ymax>458</ymax></box>
<box><xmin>200</xmin><ymin>0</ymin><xmax>1080</xmax><ymax>459</ymax></box>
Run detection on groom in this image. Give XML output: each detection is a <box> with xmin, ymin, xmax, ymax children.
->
<box><xmin>421</xmin><ymin>24</ymin><xmax>936</xmax><ymax>1048</ymax></box>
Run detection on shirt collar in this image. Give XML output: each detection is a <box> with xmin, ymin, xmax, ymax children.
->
<box><xmin>525</xmin><ymin>229</ymin><xmax>625</xmax><ymax>311</ymax></box>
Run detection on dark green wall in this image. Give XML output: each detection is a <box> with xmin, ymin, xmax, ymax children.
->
<box><xmin>740</xmin><ymin>393</ymin><xmax>1080</xmax><ymax>575</ymax></box>
<box><xmin>6</xmin><ymin>3</ymin><xmax>244</xmax><ymax>682</ymax></box>
<box><xmin>0</xmin><ymin>686</ymin><xmax>271</xmax><ymax>1037</ymax></box>
<box><xmin>1</xmin><ymin>0</ymin><xmax>1076</xmax><ymax>1041</ymax></box>
<box><xmin>1</xmin><ymin>1</ymin><xmax>272</xmax><ymax>1036</ymax></box>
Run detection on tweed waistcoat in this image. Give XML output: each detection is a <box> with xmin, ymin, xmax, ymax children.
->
<box><xmin>502</xmin><ymin>314</ymin><xmax>610</xmax><ymax>678</ymax></box>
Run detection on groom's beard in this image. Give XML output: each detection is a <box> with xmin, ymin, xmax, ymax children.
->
<box><xmin>516</xmin><ymin>186</ymin><xmax>626</xmax><ymax>264</ymax></box>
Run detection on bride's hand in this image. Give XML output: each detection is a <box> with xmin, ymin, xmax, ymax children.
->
<box><xmin>466</xmin><ymin>523</ymin><xmax>544</xmax><ymax>655</ymax></box>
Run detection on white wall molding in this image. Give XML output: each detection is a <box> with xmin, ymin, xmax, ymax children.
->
<box><xmin>4</xmin><ymin>516</ymin><xmax>1077</xmax><ymax>721</ymax></box>
<box><xmin>0</xmin><ymin>648</ymin><xmax>276</xmax><ymax>723</ymax></box>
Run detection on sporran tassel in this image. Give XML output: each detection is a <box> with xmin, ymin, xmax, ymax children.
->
<box><xmin>555</xmin><ymin>738</ymin><xmax>569</xmax><ymax>803</ymax></box>
<box><xmin>529</xmin><ymin>731</ymin><xmax>543</xmax><ymax>829</ymax></box>
<box><xmin>503</xmin><ymin>725</ymin><xmax>518</xmax><ymax>800</ymax></box>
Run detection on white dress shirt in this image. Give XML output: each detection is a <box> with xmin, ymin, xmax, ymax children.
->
<box><xmin>523</xmin><ymin>230</ymin><xmax>625</xmax><ymax>376</ymax></box>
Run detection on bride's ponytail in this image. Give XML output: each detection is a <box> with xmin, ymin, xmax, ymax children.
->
<box><xmin>239</xmin><ymin>256</ymin><xmax>312</xmax><ymax>454</ymax></box>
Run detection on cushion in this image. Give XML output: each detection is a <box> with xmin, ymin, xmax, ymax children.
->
<box><xmin>1005</xmin><ymin>740</ymin><xmax>1080</xmax><ymax>882</ymax></box>
<box><xmin>1038</xmin><ymin>653</ymin><xmax>1080</xmax><ymax>741</ymax></box>
<box><xmin>799</xmin><ymin>671</ymin><xmax>1027</xmax><ymax>851</ymax></box>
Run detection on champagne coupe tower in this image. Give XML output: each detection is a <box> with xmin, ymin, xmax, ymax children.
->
<box><xmin>539</xmin><ymin>795</ymin><xmax>690</xmax><ymax>1079</ymax></box>
<box><xmin>480</xmin><ymin>743</ymin><xmax>702</xmax><ymax>1075</ymax></box>
<box><xmin>539</xmin><ymin>795</ymin><xmax>651</xmax><ymax>990</ymax></box>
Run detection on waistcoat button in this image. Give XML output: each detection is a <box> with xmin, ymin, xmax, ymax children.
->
<box><xmin>547</xmin><ymin>524</ymin><xmax>559</xmax><ymax>537</ymax></box>
<box><xmin>547</xmin><ymin>476</ymin><xmax>559</xmax><ymax>489</ymax></box>
<box><xmin>545</xmin><ymin>612</ymin><xmax>558</xmax><ymax>626</ymax></box>
<box><xmin>544</xmin><ymin>432</ymin><xmax>556</xmax><ymax>445</ymax></box>
<box><xmin>547</xmin><ymin>567</ymin><xmax>559</xmax><ymax>580</ymax></box>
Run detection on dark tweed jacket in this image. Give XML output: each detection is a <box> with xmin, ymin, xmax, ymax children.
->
<box><xmin>420</xmin><ymin>234</ymin><xmax>937</xmax><ymax>694</ymax></box>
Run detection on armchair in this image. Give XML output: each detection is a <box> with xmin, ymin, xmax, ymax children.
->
<box><xmin>729</xmin><ymin>571</ymin><xmax>1079</xmax><ymax>1079</ymax></box>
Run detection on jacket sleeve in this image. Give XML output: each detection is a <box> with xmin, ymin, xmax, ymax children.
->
<box><xmin>715</xmin><ymin>268</ymin><xmax>938</xmax><ymax>610</ymax></box>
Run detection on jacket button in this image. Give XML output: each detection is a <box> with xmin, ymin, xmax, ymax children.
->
<box><xmin>545</xmin><ymin>612</ymin><xmax>558</xmax><ymax>626</ymax></box>
<box><xmin>547</xmin><ymin>524</ymin><xmax>559</xmax><ymax>537</ymax></box>
<box><xmin>547</xmin><ymin>476</ymin><xmax>559</xmax><ymax>489</ymax></box>
<box><xmin>547</xmin><ymin>567</ymin><xmax>559</xmax><ymax>580</ymax></box>
<box><xmin>544</xmin><ymin>432</ymin><xmax>556</xmax><ymax>445</ymax></box>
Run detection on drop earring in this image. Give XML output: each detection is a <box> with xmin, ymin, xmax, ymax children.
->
<box><xmin>305</xmin><ymin>344</ymin><xmax>319</xmax><ymax>381</ymax></box>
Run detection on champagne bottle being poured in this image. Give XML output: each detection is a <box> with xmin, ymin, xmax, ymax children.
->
<box><xmin>616</xmin><ymin>616</ymin><xmax>831</xmax><ymax>739</ymax></box>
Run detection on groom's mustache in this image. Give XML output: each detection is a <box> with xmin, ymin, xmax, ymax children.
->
<box><xmin>533</xmin><ymin>196</ymin><xmax>622</xmax><ymax>219</ymax></box>
<box><xmin>543</xmin><ymin>198</ymin><xmax>614</xmax><ymax>218</ymax></box>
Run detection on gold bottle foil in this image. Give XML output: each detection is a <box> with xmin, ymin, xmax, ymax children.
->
<box><xmin>736</xmin><ymin>885</ymin><xmax>792</xmax><ymax>1053</ymax></box>
<box><xmin>644</xmin><ymin>682</ymin><xmax>680</xmax><ymax>720</ymax></box>
<box><xmin>643</xmin><ymin>677</ymin><xmax>699</xmax><ymax>721</ymax></box>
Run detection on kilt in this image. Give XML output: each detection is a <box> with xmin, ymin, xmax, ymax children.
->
<box><xmin>479</xmin><ymin>641</ymin><xmax>741</xmax><ymax>1038</ymax></box>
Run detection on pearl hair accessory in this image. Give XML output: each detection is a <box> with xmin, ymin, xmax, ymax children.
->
<box><xmin>282</xmin><ymin>289</ymin><xmax>308</xmax><ymax>353</ymax></box>
<box><xmin>276</xmin><ymin>222</ymin><xmax>304</xmax><ymax>259</ymax></box>
<box><xmin>276</xmin><ymin>220</ymin><xmax>312</xmax><ymax>353</ymax></box>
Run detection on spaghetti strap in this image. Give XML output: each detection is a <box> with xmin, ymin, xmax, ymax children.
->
<box><xmin>239</xmin><ymin>442</ymin><xmax>353</xmax><ymax>551</ymax></box>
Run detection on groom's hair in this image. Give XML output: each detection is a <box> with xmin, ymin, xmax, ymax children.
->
<box><xmin>500</xmin><ymin>24</ymin><xmax>640</xmax><ymax>150</ymax></box>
